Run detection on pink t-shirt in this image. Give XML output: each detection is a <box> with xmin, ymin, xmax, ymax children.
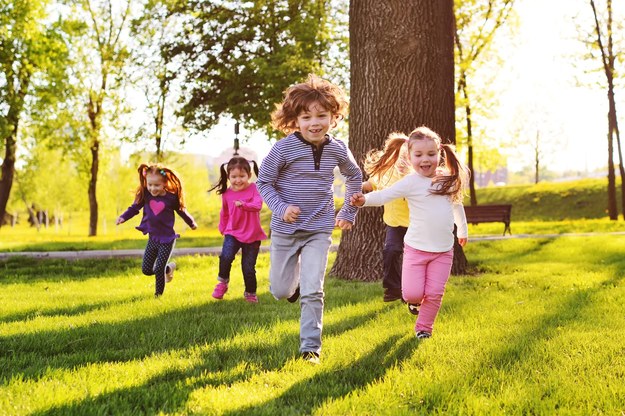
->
<box><xmin>219</xmin><ymin>183</ymin><xmax>268</xmax><ymax>244</ymax></box>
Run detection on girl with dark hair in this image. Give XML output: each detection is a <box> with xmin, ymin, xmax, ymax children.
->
<box><xmin>209</xmin><ymin>156</ymin><xmax>267</xmax><ymax>303</ymax></box>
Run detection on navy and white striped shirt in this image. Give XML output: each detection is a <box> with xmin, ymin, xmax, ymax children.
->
<box><xmin>257</xmin><ymin>132</ymin><xmax>362</xmax><ymax>234</ymax></box>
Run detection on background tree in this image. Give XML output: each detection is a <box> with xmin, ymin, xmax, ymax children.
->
<box><xmin>586</xmin><ymin>0</ymin><xmax>624</xmax><ymax>220</ymax></box>
<box><xmin>66</xmin><ymin>0</ymin><xmax>133</xmax><ymax>236</ymax></box>
<box><xmin>0</xmin><ymin>0</ymin><xmax>70</xmax><ymax>226</ymax></box>
<box><xmin>128</xmin><ymin>0</ymin><xmax>181</xmax><ymax>161</ymax></box>
<box><xmin>167</xmin><ymin>0</ymin><xmax>333</xmax><ymax>137</ymax></box>
<box><xmin>454</xmin><ymin>0</ymin><xmax>515</xmax><ymax>206</ymax></box>
<box><xmin>331</xmin><ymin>0</ymin><xmax>463</xmax><ymax>281</ymax></box>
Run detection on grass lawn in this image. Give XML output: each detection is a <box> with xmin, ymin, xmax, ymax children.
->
<box><xmin>1</xmin><ymin>234</ymin><xmax>625</xmax><ymax>414</ymax></box>
<box><xmin>2</xmin><ymin>218</ymin><xmax>625</xmax><ymax>252</ymax></box>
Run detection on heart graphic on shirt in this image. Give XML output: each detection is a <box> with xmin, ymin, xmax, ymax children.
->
<box><xmin>149</xmin><ymin>200</ymin><xmax>165</xmax><ymax>216</ymax></box>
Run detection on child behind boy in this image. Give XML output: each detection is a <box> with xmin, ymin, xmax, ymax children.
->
<box><xmin>257</xmin><ymin>74</ymin><xmax>362</xmax><ymax>364</ymax></box>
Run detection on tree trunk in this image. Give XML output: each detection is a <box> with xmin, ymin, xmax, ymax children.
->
<box><xmin>0</xmin><ymin>132</ymin><xmax>17</xmax><ymax>225</ymax></box>
<box><xmin>0</xmin><ymin>80</ymin><xmax>28</xmax><ymax>227</ymax></box>
<box><xmin>459</xmin><ymin>75</ymin><xmax>477</xmax><ymax>206</ymax></box>
<box><xmin>332</xmin><ymin>0</ymin><xmax>461</xmax><ymax>281</ymax></box>
<box><xmin>87</xmin><ymin>89</ymin><xmax>102</xmax><ymax>237</ymax></box>
<box><xmin>88</xmin><ymin>138</ymin><xmax>99</xmax><ymax>236</ymax></box>
<box><xmin>607</xmin><ymin>94</ymin><xmax>618</xmax><ymax>220</ymax></box>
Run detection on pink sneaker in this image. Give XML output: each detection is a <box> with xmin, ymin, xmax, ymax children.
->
<box><xmin>244</xmin><ymin>292</ymin><xmax>258</xmax><ymax>303</ymax></box>
<box><xmin>212</xmin><ymin>282</ymin><xmax>228</xmax><ymax>299</ymax></box>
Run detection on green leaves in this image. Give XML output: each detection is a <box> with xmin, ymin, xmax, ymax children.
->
<box><xmin>167</xmin><ymin>0</ymin><xmax>333</xmax><ymax>137</ymax></box>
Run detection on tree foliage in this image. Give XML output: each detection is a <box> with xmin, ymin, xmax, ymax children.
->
<box><xmin>0</xmin><ymin>0</ymin><xmax>71</xmax><ymax>225</ymax></box>
<box><xmin>454</xmin><ymin>0</ymin><xmax>515</xmax><ymax>205</ymax></box>
<box><xmin>167</xmin><ymin>0</ymin><xmax>333</xmax><ymax>136</ymax></box>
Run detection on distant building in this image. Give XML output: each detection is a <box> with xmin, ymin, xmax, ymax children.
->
<box><xmin>474</xmin><ymin>167</ymin><xmax>508</xmax><ymax>187</ymax></box>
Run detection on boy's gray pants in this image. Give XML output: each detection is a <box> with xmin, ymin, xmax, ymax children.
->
<box><xmin>269</xmin><ymin>230</ymin><xmax>332</xmax><ymax>355</ymax></box>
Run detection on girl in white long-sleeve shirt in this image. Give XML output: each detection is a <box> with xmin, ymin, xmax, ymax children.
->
<box><xmin>351</xmin><ymin>126</ymin><xmax>469</xmax><ymax>339</ymax></box>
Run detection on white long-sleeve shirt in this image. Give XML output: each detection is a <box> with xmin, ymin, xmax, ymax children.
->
<box><xmin>363</xmin><ymin>173</ymin><xmax>467</xmax><ymax>252</ymax></box>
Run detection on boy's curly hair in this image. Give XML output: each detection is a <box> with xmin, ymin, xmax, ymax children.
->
<box><xmin>271</xmin><ymin>74</ymin><xmax>349</xmax><ymax>134</ymax></box>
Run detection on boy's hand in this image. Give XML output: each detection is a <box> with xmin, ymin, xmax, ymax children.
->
<box><xmin>283</xmin><ymin>205</ymin><xmax>301</xmax><ymax>223</ymax></box>
<box><xmin>116</xmin><ymin>217</ymin><xmax>124</xmax><ymax>225</ymax></box>
<box><xmin>350</xmin><ymin>192</ymin><xmax>366</xmax><ymax>207</ymax></box>
<box><xmin>361</xmin><ymin>181</ymin><xmax>373</xmax><ymax>193</ymax></box>
<box><xmin>335</xmin><ymin>219</ymin><xmax>353</xmax><ymax>230</ymax></box>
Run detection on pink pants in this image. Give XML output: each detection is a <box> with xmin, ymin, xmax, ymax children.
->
<box><xmin>402</xmin><ymin>244</ymin><xmax>454</xmax><ymax>334</ymax></box>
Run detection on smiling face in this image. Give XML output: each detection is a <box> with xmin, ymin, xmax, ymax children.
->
<box><xmin>228</xmin><ymin>167</ymin><xmax>251</xmax><ymax>192</ymax></box>
<box><xmin>295</xmin><ymin>101</ymin><xmax>335</xmax><ymax>146</ymax></box>
<box><xmin>146</xmin><ymin>172</ymin><xmax>167</xmax><ymax>197</ymax></box>
<box><xmin>409</xmin><ymin>138</ymin><xmax>440</xmax><ymax>178</ymax></box>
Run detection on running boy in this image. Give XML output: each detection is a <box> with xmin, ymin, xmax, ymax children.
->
<box><xmin>257</xmin><ymin>74</ymin><xmax>362</xmax><ymax>364</ymax></box>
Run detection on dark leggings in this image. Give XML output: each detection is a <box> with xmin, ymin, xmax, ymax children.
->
<box><xmin>142</xmin><ymin>237</ymin><xmax>175</xmax><ymax>296</ymax></box>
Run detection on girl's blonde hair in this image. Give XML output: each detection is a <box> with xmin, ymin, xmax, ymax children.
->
<box><xmin>134</xmin><ymin>163</ymin><xmax>187</xmax><ymax>209</ymax></box>
<box><xmin>363</xmin><ymin>132</ymin><xmax>412</xmax><ymax>187</ymax></box>
<box><xmin>408</xmin><ymin>126</ymin><xmax>469</xmax><ymax>203</ymax></box>
<box><xmin>271</xmin><ymin>74</ymin><xmax>349</xmax><ymax>134</ymax></box>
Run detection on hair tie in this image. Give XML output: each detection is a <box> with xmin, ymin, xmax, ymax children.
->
<box><xmin>142</xmin><ymin>168</ymin><xmax>147</xmax><ymax>177</ymax></box>
<box><xmin>159</xmin><ymin>169</ymin><xmax>166</xmax><ymax>176</ymax></box>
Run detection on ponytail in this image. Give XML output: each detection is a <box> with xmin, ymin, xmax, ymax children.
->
<box><xmin>431</xmin><ymin>144</ymin><xmax>469</xmax><ymax>203</ymax></box>
<box><xmin>208</xmin><ymin>163</ymin><xmax>230</xmax><ymax>195</ymax></box>
<box><xmin>363</xmin><ymin>132</ymin><xmax>410</xmax><ymax>185</ymax></box>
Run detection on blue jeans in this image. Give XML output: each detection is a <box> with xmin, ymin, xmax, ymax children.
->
<box><xmin>218</xmin><ymin>234</ymin><xmax>261</xmax><ymax>294</ymax></box>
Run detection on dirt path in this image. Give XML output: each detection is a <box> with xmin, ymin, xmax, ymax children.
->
<box><xmin>2</xmin><ymin>232</ymin><xmax>624</xmax><ymax>260</ymax></box>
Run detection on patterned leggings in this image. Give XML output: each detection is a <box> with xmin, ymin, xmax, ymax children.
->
<box><xmin>142</xmin><ymin>237</ymin><xmax>175</xmax><ymax>296</ymax></box>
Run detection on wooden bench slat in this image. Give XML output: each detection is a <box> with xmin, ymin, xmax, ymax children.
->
<box><xmin>464</xmin><ymin>204</ymin><xmax>512</xmax><ymax>236</ymax></box>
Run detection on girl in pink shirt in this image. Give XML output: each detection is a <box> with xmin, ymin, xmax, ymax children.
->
<box><xmin>209</xmin><ymin>157</ymin><xmax>267</xmax><ymax>303</ymax></box>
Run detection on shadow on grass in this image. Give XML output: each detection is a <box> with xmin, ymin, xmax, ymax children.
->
<box><xmin>0</xmin><ymin>257</ymin><xmax>139</xmax><ymax>283</ymax></box>
<box><xmin>224</xmin><ymin>335</ymin><xmax>415</xmax><ymax>415</ymax></box>
<box><xmin>29</xmin><ymin>304</ymin><xmax>395</xmax><ymax>415</ymax></box>
<box><xmin>414</xmin><ymin>247</ymin><xmax>625</xmax><ymax>412</ymax></box>
<box><xmin>2</xmin><ymin>279</ymin><xmax>383</xmax><ymax>381</ymax></box>
<box><xmin>0</xmin><ymin>295</ymin><xmax>145</xmax><ymax>325</ymax></box>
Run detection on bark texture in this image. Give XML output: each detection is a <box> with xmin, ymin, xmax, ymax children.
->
<box><xmin>332</xmin><ymin>0</ymin><xmax>466</xmax><ymax>281</ymax></box>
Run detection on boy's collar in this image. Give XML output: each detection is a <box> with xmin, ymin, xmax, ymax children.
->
<box><xmin>293</xmin><ymin>131</ymin><xmax>331</xmax><ymax>146</ymax></box>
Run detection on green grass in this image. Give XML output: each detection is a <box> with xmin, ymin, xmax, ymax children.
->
<box><xmin>2</xmin><ymin>235</ymin><xmax>625</xmax><ymax>415</ymax></box>
<box><xmin>471</xmin><ymin>177</ymin><xmax>623</xmax><ymax>221</ymax></box>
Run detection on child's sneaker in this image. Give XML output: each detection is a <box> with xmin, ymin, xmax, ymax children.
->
<box><xmin>287</xmin><ymin>286</ymin><xmax>300</xmax><ymax>303</ymax></box>
<box><xmin>165</xmin><ymin>262</ymin><xmax>176</xmax><ymax>283</ymax></box>
<box><xmin>416</xmin><ymin>331</ymin><xmax>431</xmax><ymax>339</ymax></box>
<box><xmin>244</xmin><ymin>292</ymin><xmax>258</xmax><ymax>303</ymax></box>
<box><xmin>408</xmin><ymin>302</ymin><xmax>420</xmax><ymax>315</ymax></box>
<box><xmin>212</xmin><ymin>282</ymin><xmax>228</xmax><ymax>299</ymax></box>
<box><xmin>301</xmin><ymin>351</ymin><xmax>320</xmax><ymax>364</ymax></box>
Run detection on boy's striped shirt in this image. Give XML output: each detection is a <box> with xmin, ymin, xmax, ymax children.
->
<box><xmin>257</xmin><ymin>132</ymin><xmax>362</xmax><ymax>234</ymax></box>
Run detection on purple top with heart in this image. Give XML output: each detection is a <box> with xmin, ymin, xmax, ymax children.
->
<box><xmin>119</xmin><ymin>191</ymin><xmax>197</xmax><ymax>243</ymax></box>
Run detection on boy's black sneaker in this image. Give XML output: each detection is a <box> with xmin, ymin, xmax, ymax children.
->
<box><xmin>416</xmin><ymin>331</ymin><xmax>431</xmax><ymax>339</ymax></box>
<box><xmin>301</xmin><ymin>351</ymin><xmax>320</xmax><ymax>364</ymax></box>
<box><xmin>408</xmin><ymin>303</ymin><xmax>421</xmax><ymax>315</ymax></box>
<box><xmin>383</xmin><ymin>288</ymin><xmax>402</xmax><ymax>302</ymax></box>
<box><xmin>287</xmin><ymin>286</ymin><xmax>300</xmax><ymax>303</ymax></box>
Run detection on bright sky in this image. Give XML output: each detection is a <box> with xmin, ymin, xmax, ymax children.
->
<box><xmin>165</xmin><ymin>0</ymin><xmax>614</xmax><ymax>175</ymax></box>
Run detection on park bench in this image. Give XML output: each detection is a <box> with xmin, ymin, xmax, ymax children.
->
<box><xmin>464</xmin><ymin>204</ymin><xmax>512</xmax><ymax>236</ymax></box>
